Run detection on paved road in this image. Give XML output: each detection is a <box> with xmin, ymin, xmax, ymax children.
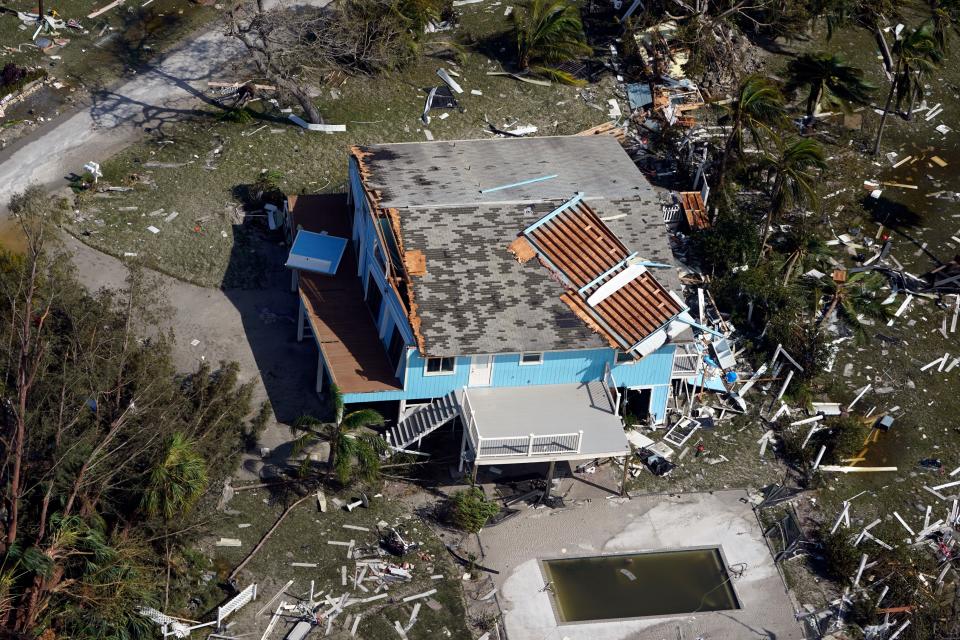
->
<box><xmin>0</xmin><ymin>0</ymin><xmax>331</xmax><ymax>214</ymax></box>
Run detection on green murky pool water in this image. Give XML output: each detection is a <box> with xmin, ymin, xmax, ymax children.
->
<box><xmin>543</xmin><ymin>548</ymin><xmax>740</xmax><ymax>623</ymax></box>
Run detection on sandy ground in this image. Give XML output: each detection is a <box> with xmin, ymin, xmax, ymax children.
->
<box><xmin>61</xmin><ymin>231</ymin><xmax>325</xmax><ymax>474</ymax></box>
<box><xmin>479</xmin><ymin>488</ymin><xmax>804</xmax><ymax>640</ymax></box>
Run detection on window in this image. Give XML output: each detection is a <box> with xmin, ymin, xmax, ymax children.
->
<box><xmin>387</xmin><ymin>326</ymin><xmax>405</xmax><ymax>370</ymax></box>
<box><xmin>365</xmin><ymin>273</ymin><xmax>383</xmax><ymax>322</ymax></box>
<box><xmin>424</xmin><ymin>357</ymin><xmax>456</xmax><ymax>376</ymax></box>
<box><xmin>520</xmin><ymin>352</ymin><xmax>543</xmax><ymax>366</ymax></box>
<box><xmin>615</xmin><ymin>351</ymin><xmax>636</xmax><ymax>365</ymax></box>
<box><xmin>373</xmin><ymin>246</ymin><xmax>387</xmax><ymax>274</ymax></box>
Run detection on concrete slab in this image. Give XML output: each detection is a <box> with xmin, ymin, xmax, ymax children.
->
<box><xmin>479</xmin><ymin>490</ymin><xmax>803</xmax><ymax>640</ymax></box>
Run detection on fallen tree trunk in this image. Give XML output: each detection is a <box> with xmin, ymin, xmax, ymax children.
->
<box><xmin>228</xmin><ymin>494</ymin><xmax>311</xmax><ymax>581</ymax></box>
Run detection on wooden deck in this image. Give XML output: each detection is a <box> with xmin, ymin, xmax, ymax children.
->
<box><xmin>290</xmin><ymin>195</ymin><xmax>402</xmax><ymax>395</ymax></box>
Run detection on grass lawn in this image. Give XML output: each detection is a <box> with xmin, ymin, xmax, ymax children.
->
<box><xmin>201</xmin><ymin>486</ymin><xmax>474</xmax><ymax>639</ymax></box>
<box><xmin>0</xmin><ymin>0</ymin><xmax>218</xmax><ymax>85</ymax></box>
<box><xmin>64</xmin><ymin>2</ymin><xmax>620</xmax><ymax>287</ymax></box>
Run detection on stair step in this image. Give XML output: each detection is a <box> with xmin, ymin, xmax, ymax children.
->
<box><xmin>391</xmin><ymin>393</ymin><xmax>462</xmax><ymax>450</ymax></box>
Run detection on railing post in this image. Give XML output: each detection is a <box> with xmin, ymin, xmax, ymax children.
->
<box><xmin>577</xmin><ymin>430</ymin><xmax>583</xmax><ymax>453</ymax></box>
<box><xmin>527</xmin><ymin>434</ymin><xmax>535</xmax><ymax>457</ymax></box>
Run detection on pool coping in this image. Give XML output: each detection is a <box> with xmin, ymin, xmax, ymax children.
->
<box><xmin>537</xmin><ymin>545</ymin><xmax>743</xmax><ymax>626</ymax></box>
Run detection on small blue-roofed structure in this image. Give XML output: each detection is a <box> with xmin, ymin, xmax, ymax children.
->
<box><xmin>286</xmin><ymin>230</ymin><xmax>347</xmax><ymax>276</ymax></box>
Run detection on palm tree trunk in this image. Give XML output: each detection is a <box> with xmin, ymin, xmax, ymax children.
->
<box><xmin>757</xmin><ymin>176</ymin><xmax>784</xmax><ymax>264</ymax></box>
<box><xmin>326</xmin><ymin>427</ymin><xmax>341</xmax><ymax>482</ymax></box>
<box><xmin>715</xmin><ymin>116</ymin><xmax>741</xmax><ymax>192</ymax></box>
<box><xmin>904</xmin><ymin>88</ymin><xmax>917</xmax><ymax>120</ymax></box>
<box><xmin>873</xmin><ymin>59</ymin><xmax>900</xmax><ymax>155</ymax></box>
<box><xmin>818</xmin><ymin>293</ymin><xmax>841</xmax><ymax>328</ymax></box>
<box><xmin>807</xmin><ymin>83</ymin><xmax>822</xmax><ymax>122</ymax></box>
<box><xmin>783</xmin><ymin>251</ymin><xmax>800</xmax><ymax>285</ymax></box>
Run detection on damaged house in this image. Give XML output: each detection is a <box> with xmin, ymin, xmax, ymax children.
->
<box><xmin>284</xmin><ymin>135</ymin><xmax>709</xmax><ymax>476</ymax></box>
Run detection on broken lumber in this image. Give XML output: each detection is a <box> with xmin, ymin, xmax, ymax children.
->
<box><xmin>88</xmin><ymin>0</ymin><xmax>124</xmax><ymax>18</ymax></box>
<box><xmin>288</xmin><ymin>114</ymin><xmax>346</xmax><ymax>132</ymax></box>
<box><xmin>817</xmin><ymin>465</ymin><xmax>898</xmax><ymax>473</ymax></box>
<box><xmin>402</xmin><ymin>589</ymin><xmax>437</xmax><ymax>603</ymax></box>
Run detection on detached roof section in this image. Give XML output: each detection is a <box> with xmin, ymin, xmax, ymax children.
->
<box><xmin>351</xmin><ymin>136</ymin><xmax>684</xmax><ymax>356</ymax></box>
<box><xmin>286</xmin><ymin>229</ymin><xmax>347</xmax><ymax>276</ymax></box>
<box><xmin>522</xmin><ymin>194</ymin><xmax>684</xmax><ymax>353</ymax></box>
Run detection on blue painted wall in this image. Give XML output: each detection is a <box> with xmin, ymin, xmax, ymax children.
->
<box><xmin>611</xmin><ymin>345</ymin><xmax>676</xmax><ymax>387</ymax></box>
<box><xmin>348</xmin><ymin>159</ymin><xmax>415</xmax><ymax>385</ymax></box>
<box><xmin>650</xmin><ymin>385</ymin><xmax>671</xmax><ymax>424</ymax></box>
<box><xmin>343</xmin><ymin>344</ymin><xmax>678</xmax><ymax>404</ymax></box>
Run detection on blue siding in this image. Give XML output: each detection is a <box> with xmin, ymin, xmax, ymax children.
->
<box><xmin>650</xmin><ymin>385</ymin><xmax>671</xmax><ymax>424</ymax></box>
<box><xmin>349</xmin><ymin>161</ymin><xmax>414</xmax><ymax>352</ymax></box>
<box><xmin>490</xmin><ymin>350</ymin><xmax>606</xmax><ymax>386</ymax></box>
<box><xmin>343</xmin><ymin>344</ymin><xmax>678</xmax><ymax>404</ymax></box>
<box><xmin>403</xmin><ymin>350</ymin><xmax>471</xmax><ymax>400</ymax></box>
<box><xmin>611</xmin><ymin>344</ymin><xmax>676</xmax><ymax>387</ymax></box>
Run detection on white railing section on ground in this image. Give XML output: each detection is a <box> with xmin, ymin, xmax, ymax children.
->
<box><xmin>462</xmin><ymin>387</ymin><xmax>582</xmax><ymax>458</ymax></box>
<box><xmin>672</xmin><ymin>351</ymin><xmax>701</xmax><ymax>377</ymax></box>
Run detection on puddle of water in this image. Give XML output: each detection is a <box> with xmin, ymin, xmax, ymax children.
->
<box><xmin>543</xmin><ymin>548</ymin><xmax>740</xmax><ymax>623</ymax></box>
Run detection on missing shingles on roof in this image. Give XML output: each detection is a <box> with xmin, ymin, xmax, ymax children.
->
<box><xmin>508</xmin><ymin>236</ymin><xmax>537</xmax><ymax>263</ymax></box>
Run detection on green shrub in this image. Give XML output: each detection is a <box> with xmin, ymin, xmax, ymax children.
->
<box><xmin>818</xmin><ymin>528</ymin><xmax>860</xmax><ymax>582</ymax></box>
<box><xmin>450</xmin><ymin>488</ymin><xmax>500</xmax><ymax>533</ymax></box>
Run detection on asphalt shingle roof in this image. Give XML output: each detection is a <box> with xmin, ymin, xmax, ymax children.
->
<box><xmin>356</xmin><ymin>136</ymin><xmax>680</xmax><ymax>356</ymax></box>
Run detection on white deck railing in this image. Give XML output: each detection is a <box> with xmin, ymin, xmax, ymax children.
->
<box><xmin>462</xmin><ymin>387</ymin><xmax>583</xmax><ymax>459</ymax></box>
<box><xmin>603</xmin><ymin>362</ymin><xmax>621</xmax><ymax>416</ymax></box>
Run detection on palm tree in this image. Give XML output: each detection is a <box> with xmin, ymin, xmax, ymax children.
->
<box><xmin>510</xmin><ymin>0</ymin><xmax>592</xmax><ymax>83</ymax></box>
<box><xmin>715</xmin><ymin>75</ymin><xmax>787</xmax><ymax>193</ymax></box>
<box><xmin>800</xmin><ymin>272</ymin><xmax>890</xmax><ymax>340</ymax></box>
<box><xmin>755</xmin><ymin>137</ymin><xmax>827</xmax><ymax>262</ymax></box>
<box><xmin>784</xmin><ymin>52</ymin><xmax>875</xmax><ymax>122</ymax></box>
<box><xmin>141</xmin><ymin>433</ymin><xmax>208</xmax><ymax>520</ymax></box>
<box><xmin>781</xmin><ymin>228</ymin><xmax>831</xmax><ymax>285</ymax></box>
<box><xmin>930</xmin><ymin>0</ymin><xmax>960</xmax><ymax>53</ymax></box>
<box><xmin>873</xmin><ymin>23</ymin><xmax>943</xmax><ymax>154</ymax></box>
<box><xmin>291</xmin><ymin>385</ymin><xmax>385</xmax><ymax>485</ymax></box>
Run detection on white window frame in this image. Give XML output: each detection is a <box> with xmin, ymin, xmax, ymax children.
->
<box><xmin>615</xmin><ymin>351</ymin><xmax>636</xmax><ymax>365</ymax></box>
<box><xmin>519</xmin><ymin>352</ymin><xmax>544</xmax><ymax>366</ymax></box>
<box><xmin>423</xmin><ymin>356</ymin><xmax>456</xmax><ymax>376</ymax></box>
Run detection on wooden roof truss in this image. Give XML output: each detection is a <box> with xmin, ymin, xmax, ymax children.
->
<box><xmin>522</xmin><ymin>194</ymin><xmax>686</xmax><ymax>353</ymax></box>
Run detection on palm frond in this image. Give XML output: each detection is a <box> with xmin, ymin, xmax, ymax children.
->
<box><xmin>530</xmin><ymin>65</ymin><xmax>584</xmax><ymax>85</ymax></box>
<box><xmin>141</xmin><ymin>433</ymin><xmax>208</xmax><ymax>520</ymax></box>
<box><xmin>341</xmin><ymin>408</ymin><xmax>384</xmax><ymax>431</ymax></box>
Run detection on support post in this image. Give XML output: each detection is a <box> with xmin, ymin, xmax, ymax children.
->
<box><xmin>543</xmin><ymin>461</ymin><xmax>556</xmax><ymax>501</ymax></box>
<box><xmin>470</xmin><ymin>462</ymin><xmax>479</xmax><ymax>485</ymax></box>
<box><xmin>315</xmin><ymin>352</ymin><xmax>325</xmax><ymax>395</ymax></box>
<box><xmin>458</xmin><ymin>420</ymin><xmax>467</xmax><ymax>473</ymax></box>
<box><xmin>297</xmin><ymin>299</ymin><xmax>305</xmax><ymax>342</ymax></box>
<box><xmin>620</xmin><ymin>455</ymin><xmax>630</xmax><ymax>497</ymax></box>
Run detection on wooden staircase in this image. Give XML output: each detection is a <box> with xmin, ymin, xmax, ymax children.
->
<box><xmin>386</xmin><ymin>392</ymin><xmax>460</xmax><ymax>452</ymax></box>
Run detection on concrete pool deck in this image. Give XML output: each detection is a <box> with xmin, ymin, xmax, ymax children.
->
<box><xmin>479</xmin><ymin>489</ymin><xmax>804</xmax><ymax>640</ymax></box>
